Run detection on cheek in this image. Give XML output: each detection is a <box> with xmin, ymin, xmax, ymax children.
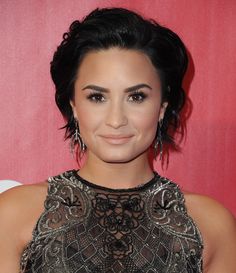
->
<box><xmin>75</xmin><ymin>106</ymin><xmax>102</xmax><ymax>136</ymax></box>
<box><xmin>136</xmin><ymin>114</ymin><xmax>158</xmax><ymax>135</ymax></box>
<box><xmin>132</xmin><ymin>104</ymin><xmax>159</xmax><ymax>131</ymax></box>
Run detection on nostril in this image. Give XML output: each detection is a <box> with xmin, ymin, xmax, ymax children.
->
<box><xmin>105</xmin><ymin>107</ymin><xmax>128</xmax><ymax>128</ymax></box>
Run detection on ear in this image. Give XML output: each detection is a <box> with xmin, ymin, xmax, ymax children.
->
<box><xmin>70</xmin><ymin>100</ymin><xmax>78</xmax><ymax>120</ymax></box>
<box><xmin>159</xmin><ymin>102</ymin><xmax>168</xmax><ymax>121</ymax></box>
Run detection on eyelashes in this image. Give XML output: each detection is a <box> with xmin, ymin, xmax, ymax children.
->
<box><xmin>86</xmin><ymin>91</ymin><xmax>148</xmax><ymax>104</ymax></box>
<box><xmin>129</xmin><ymin>91</ymin><xmax>147</xmax><ymax>103</ymax></box>
<box><xmin>86</xmin><ymin>92</ymin><xmax>105</xmax><ymax>103</ymax></box>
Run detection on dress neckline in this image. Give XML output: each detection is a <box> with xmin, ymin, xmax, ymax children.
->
<box><xmin>72</xmin><ymin>169</ymin><xmax>160</xmax><ymax>193</ymax></box>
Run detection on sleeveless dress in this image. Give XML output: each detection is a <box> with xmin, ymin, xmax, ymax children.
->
<box><xmin>20</xmin><ymin>170</ymin><xmax>203</xmax><ymax>273</ymax></box>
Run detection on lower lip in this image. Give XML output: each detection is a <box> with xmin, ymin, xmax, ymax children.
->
<box><xmin>100</xmin><ymin>136</ymin><xmax>133</xmax><ymax>144</ymax></box>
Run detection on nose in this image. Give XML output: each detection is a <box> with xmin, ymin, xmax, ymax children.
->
<box><xmin>105</xmin><ymin>102</ymin><xmax>128</xmax><ymax>129</ymax></box>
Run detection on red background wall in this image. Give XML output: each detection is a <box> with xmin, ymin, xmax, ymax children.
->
<box><xmin>0</xmin><ymin>0</ymin><xmax>235</xmax><ymax>216</ymax></box>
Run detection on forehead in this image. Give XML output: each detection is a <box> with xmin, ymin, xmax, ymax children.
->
<box><xmin>75</xmin><ymin>47</ymin><xmax>161</xmax><ymax>87</ymax></box>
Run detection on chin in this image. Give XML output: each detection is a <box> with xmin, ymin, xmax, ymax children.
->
<box><xmin>102</xmin><ymin>158</ymin><xmax>135</xmax><ymax>164</ymax></box>
<box><xmin>97</xmin><ymin>150</ymin><xmax>147</xmax><ymax>164</ymax></box>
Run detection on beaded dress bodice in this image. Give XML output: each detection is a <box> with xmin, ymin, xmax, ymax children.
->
<box><xmin>20</xmin><ymin>170</ymin><xmax>203</xmax><ymax>273</ymax></box>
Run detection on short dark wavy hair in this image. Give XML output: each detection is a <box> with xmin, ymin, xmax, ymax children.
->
<box><xmin>50</xmin><ymin>7</ymin><xmax>188</xmax><ymax>150</ymax></box>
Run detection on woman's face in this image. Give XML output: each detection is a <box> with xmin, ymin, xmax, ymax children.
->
<box><xmin>71</xmin><ymin>48</ymin><xmax>167</xmax><ymax>164</ymax></box>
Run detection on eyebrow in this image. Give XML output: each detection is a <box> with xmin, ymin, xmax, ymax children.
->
<box><xmin>82</xmin><ymin>83</ymin><xmax>152</xmax><ymax>93</ymax></box>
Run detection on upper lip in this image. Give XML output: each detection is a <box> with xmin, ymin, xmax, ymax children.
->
<box><xmin>100</xmin><ymin>134</ymin><xmax>133</xmax><ymax>138</ymax></box>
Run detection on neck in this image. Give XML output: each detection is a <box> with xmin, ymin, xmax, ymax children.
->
<box><xmin>78</xmin><ymin>152</ymin><xmax>154</xmax><ymax>189</ymax></box>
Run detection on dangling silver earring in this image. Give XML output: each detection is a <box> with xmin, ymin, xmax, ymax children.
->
<box><xmin>70</xmin><ymin>119</ymin><xmax>86</xmax><ymax>155</ymax></box>
<box><xmin>154</xmin><ymin>119</ymin><xmax>163</xmax><ymax>160</ymax></box>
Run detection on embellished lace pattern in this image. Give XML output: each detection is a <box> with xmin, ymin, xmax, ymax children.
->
<box><xmin>20</xmin><ymin>170</ymin><xmax>203</xmax><ymax>273</ymax></box>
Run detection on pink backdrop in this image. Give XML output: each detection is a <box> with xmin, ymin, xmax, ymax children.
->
<box><xmin>0</xmin><ymin>0</ymin><xmax>236</xmax><ymax>216</ymax></box>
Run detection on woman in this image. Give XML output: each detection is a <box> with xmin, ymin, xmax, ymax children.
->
<box><xmin>0</xmin><ymin>7</ymin><xmax>235</xmax><ymax>273</ymax></box>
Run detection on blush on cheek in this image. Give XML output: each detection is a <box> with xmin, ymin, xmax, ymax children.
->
<box><xmin>77</xmin><ymin>117</ymin><xmax>101</xmax><ymax>147</ymax></box>
<box><xmin>139</xmin><ymin>117</ymin><xmax>158</xmax><ymax>143</ymax></box>
<box><xmin>142</xmin><ymin>114</ymin><xmax>159</xmax><ymax>129</ymax></box>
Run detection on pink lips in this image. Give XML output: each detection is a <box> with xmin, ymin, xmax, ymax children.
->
<box><xmin>100</xmin><ymin>135</ymin><xmax>133</xmax><ymax>144</ymax></box>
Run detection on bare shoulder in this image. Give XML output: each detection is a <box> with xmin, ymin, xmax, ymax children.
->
<box><xmin>0</xmin><ymin>182</ymin><xmax>48</xmax><ymax>271</ymax></box>
<box><xmin>0</xmin><ymin>182</ymin><xmax>48</xmax><ymax>233</ymax></box>
<box><xmin>0</xmin><ymin>180</ymin><xmax>48</xmax><ymax>199</ymax></box>
<box><xmin>184</xmin><ymin>192</ymin><xmax>236</xmax><ymax>232</ymax></box>
<box><xmin>184</xmin><ymin>192</ymin><xmax>236</xmax><ymax>273</ymax></box>
<box><xmin>0</xmin><ymin>182</ymin><xmax>48</xmax><ymax>222</ymax></box>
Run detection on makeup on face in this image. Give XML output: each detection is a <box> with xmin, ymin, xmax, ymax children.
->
<box><xmin>71</xmin><ymin>48</ymin><xmax>166</xmax><ymax>164</ymax></box>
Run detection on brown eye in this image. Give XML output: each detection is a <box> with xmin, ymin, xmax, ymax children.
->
<box><xmin>128</xmin><ymin>91</ymin><xmax>147</xmax><ymax>103</ymax></box>
<box><xmin>87</xmin><ymin>92</ymin><xmax>106</xmax><ymax>103</ymax></box>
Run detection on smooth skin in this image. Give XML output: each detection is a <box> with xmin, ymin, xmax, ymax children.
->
<box><xmin>0</xmin><ymin>48</ymin><xmax>236</xmax><ymax>272</ymax></box>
